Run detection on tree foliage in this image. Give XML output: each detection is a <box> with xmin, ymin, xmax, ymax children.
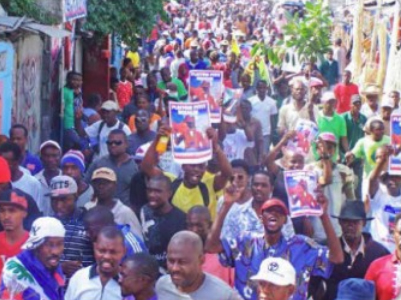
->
<box><xmin>281</xmin><ymin>0</ymin><xmax>332</xmax><ymax>63</ymax></box>
<box><xmin>1</xmin><ymin>0</ymin><xmax>57</xmax><ymax>24</ymax></box>
<box><xmin>84</xmin><ymin>0</ymin><xmax>166</xmax><ymax>48</ymax></box>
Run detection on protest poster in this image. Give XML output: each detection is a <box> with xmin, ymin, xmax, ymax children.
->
<box><xmin>189</xmin><ymin>70</ymin><xmax>223</xmax><ymax>123</ymax></box>
<box><xmin>284</xmin><ymin>170</ymin><xmax>322</xmax><ymax>218</ymax></box>
<box><xmin>222</xmin><ymin>88</ymin><xmax>243</xmax><ymax>123</ymax></box>
<box><xmin>389</xmin><ymin>114</ymin><xmax>401</xmax><ymax>173</ymax></box>
<box><xmin>286</xmin><ymin>119</ymin><xmax>319</xmax><ymax>155</ymax></box>
<box><xmin>169</xmin><ymin>101</ymin><xmax>212</xmax><ymax>164</ymax></box>
<box><xmin>240</xmin><ymin>43</ymin><xmax>252</xmax><ymax>68</ymax></box>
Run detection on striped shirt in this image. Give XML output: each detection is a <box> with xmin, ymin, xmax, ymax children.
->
<box><xmin>118</xmin><ymin>224</ymin><xmax>147</xmax><ymax>257</ymax></box>
<box><xmin>58</xmin><ymin>209</ymin><xmax>95</xmax><ymax>272</ymax></box>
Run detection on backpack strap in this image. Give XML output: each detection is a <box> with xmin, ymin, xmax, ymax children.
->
<box><xmin>171</xmin><ymin>178</ymin><xmax>210</xmax><ymax>208</ymax></box>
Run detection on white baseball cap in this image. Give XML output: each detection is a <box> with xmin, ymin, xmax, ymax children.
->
<box><xmin>101</xmin><ymin>100</ymin><xmax>120</xmax><ymax>111</ymax></box>
<box><xmin>321</xmin><ymin>91</ymin><xmax>336</xmax><ymax>103</ymax></box>
<box><xmin>251</xmin><ymin>257</ymin><xmax>296</xmax><ymax>286</ymax></box>
<box><xmin>381</xmin><ymin>96</ymin><xmax>395</xmax><ymax>108</ymax></box>
<box><xmin>22</xmin><ymin>217</ymin><xmax>66</xmax><ymax>250</ymax></box>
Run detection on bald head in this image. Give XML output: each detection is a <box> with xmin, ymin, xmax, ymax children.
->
<box><xmin>169</xmin><ymin>230</ymin><xmax>203</xmax><ymax>255</ymax></box>
<box><xmin>291</xmin><ymin>79</ymin><xmax>306</xmax><ymax>101</ymax></box>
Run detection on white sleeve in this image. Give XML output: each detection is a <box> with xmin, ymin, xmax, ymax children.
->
<box><xmin>270</xmin><ymin>99</ymin><xmax>278</xmax><ymax>115</ymax></box>
<box><xmin>122</xmin><ymin>124</ymin><xmax>132</xmax><ymax>136</ymax></box>
<box><xmin>85</xmin><ymin>121</ymin><xmax>101</xmax><ymax>139</ymax></box>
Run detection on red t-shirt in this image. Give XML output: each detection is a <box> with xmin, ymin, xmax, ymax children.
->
<box><xmin>203</xmin><ymin>253</ymin><xmax>235</xmax><ymax>287</ymax></box>
<box><xmin>334</xmin><ymin>83</ymin><xmax>359</xmax><ymax>114</ymax></box>
<box><xmin>365</xmin><ymin>253</ymin><xmax>401</xmax><ymax>300</ymax></box>
<box><xmin>0</xmin><ymin>231</ymin><xmax>29</xmax><ymax>275</ymax></box>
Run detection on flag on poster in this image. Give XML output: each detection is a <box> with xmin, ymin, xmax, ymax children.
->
<box><xmin>189</xmin><ymin>70</ymin><xmax>223</xmax><ymax>123</ymax></box>
<box><xmin>222</xmin><ymin>88</ymin><xmax>243</xmax><ymax>123</ymax></box>
<box><xmin>389</xmin><ymin>114</ymin><xmax>401</xmax><ymax>173</ymax></box>
<box><xmin>284</xmin><ymin>170</ymin><xmax>322</xmax><ymax>218</ymax></box>
<box><xmin>286</xmin><ymin>119</ymin><xmax>319</xmax><ymax>155</ymax></box>
<box><xmin>169</xmin><ymin>101</ymin><xmax>212</xmax><ymax>164</ymax></box>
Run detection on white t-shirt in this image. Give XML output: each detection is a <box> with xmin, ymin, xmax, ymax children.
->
<box><xmin>35</xmin><ymin>169</ymin><xmax>62</xmax><ymax>216</ymax></box>
<box><xmin>12</xmin><ymin>172</ymin><xmax>42</xmax><ymax>212</ymax></box>
<box><xmin>85</xmin><ymin>199</ymin><xmax>143</xmax><ymax>239</ymax></box>
<box><xmin>360</xmin><ymin>103</ymin><xmax>380</xmax><ymax>120</ymax></box>
<box><xmin>249</xmin><ymin>95</ymin><xmax>278</xmax><ymax>135</ymax></box>
<box><xmin>222</xmin><ymin>129</ymin><xmax>254</xmax><ymax>161</ymax></box>
<box><xmin>85</xmin><ymin>120</ymin><xmax>131</xmax><ymax>158</ymax></box>
<box><xmin>370</xmin><ymin>187</ymin><xmax>401</xmax><ymax>252</ymax></box>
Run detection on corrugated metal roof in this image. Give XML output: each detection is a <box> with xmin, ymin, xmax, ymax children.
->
<box><xmin>0</xmin><ymin>16</ymin><xmax>70</xmax><ymax>38</ymax></box>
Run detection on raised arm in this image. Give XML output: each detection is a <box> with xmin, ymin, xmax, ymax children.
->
<box><xmin>317</xmin><ymin>188</ymin><xmax>344</xmax><ymax>264</ymax></box>
<box><xmin>205</xmin><ymin>185</ymin><xmax>240</xmax><ymax>253</ymax></box>
<box><xmin>264</xmin><ymin>130</ymin><xmax>296</xmax><ymax>176</ymax></box>
<box><xmin>206</xmin><ymin>128</ymin><xmax>233</xmax><ymax>191</ymax></box>
<box><xmin>315</xmin><ymin>138</ymin><xmax>333</xmax><ymax>186</ymax></box>
<box><xmin>140</xmin><ymin>126</ymin><xmax>170</xmax><ymax>177</ymax></box>
<box><xmin>368</xmin><ymin>145</ymin><xmax>391</xmax><ymax>198</ymax></box>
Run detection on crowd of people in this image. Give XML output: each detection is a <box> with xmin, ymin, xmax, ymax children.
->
<box><xmin>0</xmin><ymin>0</ymin><xmax>400</xmax><ymax>299</ymax></box>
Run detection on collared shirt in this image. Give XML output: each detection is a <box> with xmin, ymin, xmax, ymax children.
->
<box><xmin>277</xmin><ymin>100</ymin><xmax>320</xmax><ymax>133</ymax></box>
<box><xmin>65</xmin><ymin>265</ymin><xmax>121</xmax><ymax>300</ymax></box>
<box><xmin>58</xmin><ymin>208</ymin><xmax>95</xmax><ymax>275</ymax></box>
<box><xmin>342</xmin><ymin>235</ymin><xmax>365</xmax><ymax>266</ymax></box>
<box><xmin>221</xmin><ymin>198</ymin><xmax>294</xmax><ymax>240</ymax></box>
<box><xmin>248</xmin><ymin>94</ymin><xmax>278</xmax><ymax>135</ymax></box>
<box><xmin>341</xmin><ymin>112</ymin><xmax>367</xmax><ymax>150</ymax></box>
<box><xmin>220</xmin><ymin>233</ymin><xmax>333</xmax><ymax>300</ymax></box>
<box><xmin>365</xmin><ymin>253</ymin><xmax>401</xmax><ymax>300</ymax></box>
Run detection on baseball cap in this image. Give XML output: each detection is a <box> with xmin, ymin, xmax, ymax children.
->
<box><xmin>101</xmin><ymin>100</ymin><xmax>120</xmax><ymax>111</ymax></box>
<box><xmin>39</xmin><ymin>140</ymin><xmax>62</xmax><ymax>154</ymax></box>
<box><xmin>190</xmin><ymin>40</ymin><xmax>199</xmax><ymax>48</ymax></box>
<box><xmin>319</xmin><ymin>132</ymin><xmax>337</xmax><ymax>144</ymax></box>
<box><xmin>261</xmin><ymin>199</ymin><xmax>289</xmax><ymax>215</ymax></box>
<box><xmin>22</xmin><ymin>217</ymin><xmax>66</xmax><ymax>250</ymax></box>
<box><xmin>91</xmin><ymin>167</ymin><xmax>117</xmax><ymax>182</ymax></box>
<box><xmin>351</xmin><ymin>94</ymin><xmax>362</xmax><ymax>104</ymax></box>
<box><xmin>0</xmin><ymin>157</ymin><xmax>11</xmax><ymax>183</ymax></box>
<box><xmin>381</xmin><ymin>97</ymin><xmax>395</xmax><ymax>108</ymax></box>
<box><xmin>0</xmin><ymin>189</ymin><xmax>28</xmax><ymax>210</ymax></box>
<box><xmin>251</xmin><ymin>257</ymin><xmax>296</xmax><ymax>286</ymax></box>
<box><xmin>220</xmin><ymin>40</ymin><xmax>229</xmax><ymax>46</ymax></box>
<box><xmin>321</xmin><ymin>91</ymin><xmax>336</xmax><ymax>103</ymax></box>
<box><xmin>47</xmin><ymin>175</ymin><xmax>78</xmax><ymax>197</ymax></box>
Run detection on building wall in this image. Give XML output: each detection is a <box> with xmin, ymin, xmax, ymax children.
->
<box><xmin>0</xmin><ymin>41</ymin><xmax>14</xmax><ymax>136</ymax></box>
<box><xmin>14</xmin><ymin>35</ymin><xmax>44</xmax><ymax>152</ymax></box>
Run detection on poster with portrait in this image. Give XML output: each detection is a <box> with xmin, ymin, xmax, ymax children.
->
<box><xmin>189</xmin><ymin>70</ymin><xmax>223</xmax><ymax>123</ymax></box>
<box><xmin>169</xmin><ymin>101</ymin><xmax>212</xmax><ymax>164</ymax></box>
<box><xmin>240</xmin><ymin>43</ymin><xmax>252</xmax><ymax>68</ymax></box>
<box><xmin>284</xmin><ymin>170</ymin><xmax>322</xmax><ymax>218</ymax></box>
<box><xmin>390</xmin><ymin>115</ymin><xmax>401</xmax><ymax>173</ymax></box>
<box><xmin>222</xmin><ymin>88</ymin><xmax>243</xmax><ymax>123</ymax></box>
<box><xmin>286</xmin><ymin>119</ymin><xmax>319</xmax><ymax>155</ymax></box>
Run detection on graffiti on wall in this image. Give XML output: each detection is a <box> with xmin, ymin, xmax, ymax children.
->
<box><xmin>16</xmin><ymin>56</ymin><xmax>41</xmax><ymax>151</ymax></box>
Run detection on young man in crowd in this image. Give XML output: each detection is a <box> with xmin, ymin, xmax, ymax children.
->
<box><xmin>61</xmin><ymin>150</ymin><xmax>93</xmax><ymax>208</ymax></box>
<box><xmin>49</xmin><ymin>175</ymin><xmax>94</xmax><ymax>279</ymax></box>
<box><xmin>35</xmin><ymin>140</ymin><xmax>63</xmax><ymax>216</ymax></box>
<box><xmin>0</xmin><ymin>142</ymin><xmax>43</xmax><ymax>214</ymax></box>
<box><xmin>140</xmin><ymin>175</ymin><xmax>186</xmax><ymax>270</ymax></box>
<box><xmin>85</xmin><ymin>129</ymin><xmax>139</xmax><ymax>205</ymax></box>
<box><xmin>10</xmin><ymin>124</ymin><xmax>42</xmax><ymax>175</ymax></box>
<box><xmin>1</xmin><ymin>217</ymin><xmax>66</xmax><ymax>300</ymax></box>
<box><xmin>187</xmin><ymin>205</ymin><xmax>234</xmax><ymax>286</ymax></box>
<box><xmin>87</xmin><ymin>167</ymin><xmax>142</xmax><ymax>238</ymax></box>
<box><xmin>325</xmin><ymin>200</ymin><xmax>389</xmax><ymax>300</ymax></box>
<box><xmin>205</xmin><ymin>187</ymin><xmax>343</xmax><ymax>300</ymax></box>
<box><xmin>119</xmin><ymin>253</ymin><xmax>160</xmax><ymax>300</ymax></box>
<box><xmin>156</xmin><ymin>231</ymin><xmax>243</xmax><ymax>300</ymax></box>
<box><xmin>65</xmin><ymin>226</ymin><xmax>126</xmax><ymax>300</ymax></box>
<box><xmin>127</xmin><ymin>109</ymin><xmax>157</xmax><ymax>155</ymax></box>
<box><xmin>0</xmin><ymin>188</ymin><xmax>29</xmax><ymax>276</ymax></box>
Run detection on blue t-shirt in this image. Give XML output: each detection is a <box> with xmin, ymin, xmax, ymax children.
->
<box><xmin>22</xmin><ymin>151</ymin><xmax>43</xmax><ymax>175</ymax></box>
<box><xmin>220</xmin><ymin>232</ymin><xmax>333</xmax><ymax>300</ymax></box>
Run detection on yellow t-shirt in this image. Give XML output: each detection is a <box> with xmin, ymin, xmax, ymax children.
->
<box><xmin>126</xmin><ymin>51</ymin><xmax>140</xmax><ymax>68</ymax></box>
<box><xmin>167</xmin><ymin>173</ymin><xmax>218</xmax><ymax>220</ymax></box>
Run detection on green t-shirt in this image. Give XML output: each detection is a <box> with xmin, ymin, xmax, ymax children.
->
<box><xmin>63</xmin><ymin>87</ymin><xmax>74</xmax><ymax>129</ymax></box>
<box><xmin>157</xmin><ymin>78</ymin><xmax>188</xmax><ymax>101</ymax></box>
<box><xmin>314</xmin><ymin>113</ymin><xmax>347</xmax><ymax>160</ymax></box>
<box><xmin>351</xmin><ymin>135</ymin><xmax>391</xmax><ymax>177</ymax></box>
<box><xmin>341</xmin><ymin>112</ymin><xmax>367</xmax><ymax>150</ymax></box>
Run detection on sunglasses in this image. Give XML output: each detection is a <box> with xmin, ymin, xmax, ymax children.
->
<box><xmin>106</xmin><ymin>140</ymin><xmax>123</xmax><ymax>146</ymax></box>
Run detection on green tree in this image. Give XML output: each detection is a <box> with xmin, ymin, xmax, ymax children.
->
<box><xmin>84</xmin><ymin>0</ymin><xmax>166</xmax><ymax>48</ymax></box>
<box><xmin>281</xmin><ymin>0</ymin><xmax>332</xmax><ymax>63</ymax></box>
<box><xmin>1</xmin><ymin>0</ymin><xmax>58</xmax><ymax>24</ymax></box>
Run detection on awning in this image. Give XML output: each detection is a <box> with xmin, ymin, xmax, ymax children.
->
<box><xmin>0</xmin><ymin>16</ymin><xmax>70</xmax><ymax>38</ymax></box>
